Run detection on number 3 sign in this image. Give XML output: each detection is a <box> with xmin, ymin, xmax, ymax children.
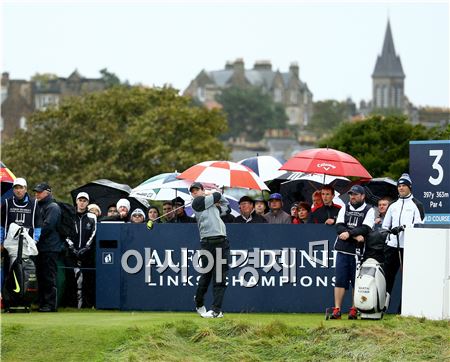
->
<box><xmin>410</xmin><ymin>140</ymin><xmax>450</xmax><ymax>224</ymax></box>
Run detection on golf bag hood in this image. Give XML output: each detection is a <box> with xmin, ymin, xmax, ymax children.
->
<box><xmin>4</xmin><ymin>223</ymin><xmax>38</xmax><ymax>264</ymax></box>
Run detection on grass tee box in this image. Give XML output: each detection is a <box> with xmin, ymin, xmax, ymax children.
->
<box><xmin>1</xmin><ymin>311</ymin><xmax>449</xmax><ymax>361</ymax></box>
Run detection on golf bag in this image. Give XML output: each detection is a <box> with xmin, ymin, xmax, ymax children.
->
<box><xmin>353</xmin><ymin>230</ymin><xmax>389</xmax><ymax>319</ymax></box>
<box><xmin>2</xmin><ymin>226</ymin><xmax>38</xmax><ymax>312</ymax></box>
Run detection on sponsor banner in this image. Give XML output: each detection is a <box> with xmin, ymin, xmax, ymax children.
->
<box><xmin>96</xmin><ymin>223</ymin><xmax>401</xmax><ymax>312</ymax></box>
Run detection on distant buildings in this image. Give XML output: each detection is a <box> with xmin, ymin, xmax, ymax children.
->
<box><xmin>184</xmin><ymin>59</ymin><xmax>314</xmax><ymax>130</ymax></box>
<box><xmin>1</xmin><ymin>70</ymin><xmax>107</xmax><ymax>140</ymax></box>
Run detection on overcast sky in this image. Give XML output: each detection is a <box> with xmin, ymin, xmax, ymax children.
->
<box><xmin>2</xmin><ymin>0</ymin><xmax>449</xmax><ymax>107</ymax></box>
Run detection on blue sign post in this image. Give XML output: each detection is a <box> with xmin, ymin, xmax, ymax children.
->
<box><xmin>410</xmin><ymin>140</ymin><xmax>450</xmax><ymax>224</ymax></box>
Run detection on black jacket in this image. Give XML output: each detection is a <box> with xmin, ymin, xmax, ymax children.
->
<box><xmin>75</xmin><ymin>211</ymin><xmax>96</xmax><ymax>250</ymax></box>
<box><xmin>37</xmin><ymin>195</ymin><xmax>63</xmax><ymax>252</ymax></box>
<box><xmin>168</xmin><ymin>212</ymin><xmax>196</xmax><ymax>223</ymax></box>
<box><xmin>234</xmin><ymin>211</ymin><xmax>268</xmax><ymax>224</ymax></box>
<box><xmin>307</xmin><ymin>204</ymin><xmax>341</xmax><ymax>224</ymax></box>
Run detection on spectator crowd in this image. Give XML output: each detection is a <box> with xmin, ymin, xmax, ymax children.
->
<box><xmin>1</xmin><ymin>173</ymin><xmax>424</xmax><ymax>317</ymax></box>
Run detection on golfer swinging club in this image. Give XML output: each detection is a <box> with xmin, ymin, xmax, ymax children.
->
<box><xmin>190</xmin><ymin>182</ymin><xmax>230</xmax><ymax>318</ymax></box>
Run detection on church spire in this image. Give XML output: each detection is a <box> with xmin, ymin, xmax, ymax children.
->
<box><xmin>372</xmin><ymin>20</ymin><xmax>405</xmax><ymax>78</ymax></box>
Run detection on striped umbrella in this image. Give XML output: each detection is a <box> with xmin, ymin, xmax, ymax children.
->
<box><xmin>238</xmin><ymin>155</ymin><xmax>285</xmax><ymax>181</ymax></box>
<box><xmin>178</xmin><ymin>161</ymin><xmax>269</xmax><ymax>191</ymax></box>
<box><xmin>130</xmin><ymin>172</ymin><xmax>192</xmax><ymax>201</ymax></box>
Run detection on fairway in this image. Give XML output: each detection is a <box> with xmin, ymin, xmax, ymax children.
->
<box><xmin>1</xmin><ymin>310</ymin><xmax>449</xmax><ymax>361</ymax></box>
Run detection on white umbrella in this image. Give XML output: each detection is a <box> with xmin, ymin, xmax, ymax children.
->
<box><xmin>130</xmin><ymin>172</ymin><xmax>192</xmax><ymax>201</ymax></box>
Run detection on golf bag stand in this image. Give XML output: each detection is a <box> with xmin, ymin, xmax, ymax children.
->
<box><xmin>353</xmin><ymin>230</ymin><xmax>389</xmax><ymax>320</ymax></box>
<box><xmin>2</xmin><ymin>228</ymin><xmax>38</xmax><ymax>313</ymax></box>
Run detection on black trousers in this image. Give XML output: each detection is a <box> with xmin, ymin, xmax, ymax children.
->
<box><xmin>62</xmin><ymin>250</ymin><xmax>96</xmax><ymax>308</ymax></box>
<box><xmin>36</xmin><ymin>251</ymin><xmax>59</xmax><ymax>310</ymax></box>
<box><xmin>384</xmin><ymin>245</ymin><xmax>404</xmax><ymax>295</ymax></box>
<box><xmin>195</xmin><ymin>237</ymin><xmax>230</xmax><ymax>313</ymax></box>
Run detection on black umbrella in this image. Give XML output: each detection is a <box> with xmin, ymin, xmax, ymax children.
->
<box><xmin>339</xmin><ymin>177</ymin><xmax>398</xmax><ymax>206</ymax></box>
<box><xmin>362</xmin><ymin>177</ymin><xmax>398</xmax><ymax>204</ymax></box>
<box><xmin>70</xmin><ymin>179</ymin><xmax>149</xmax><ymax>215</ymax></box>
<box><xmin>278</xmin><ymin>173</ymin><xmax>351</xmax><ymax>212</ymax></box>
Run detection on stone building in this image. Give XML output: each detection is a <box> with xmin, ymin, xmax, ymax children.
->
<box><xmin>184</xmin><ymin>59</ymin><xmax>313</xmax><ymax>130</ymax></box>
<box><xmin>1</xmin><ymin>70</ymin><xmax>107</xmax><ymax>140</ymax></box>
<box><xmin>372</xmin><ymin>21</ymin><xmax>406</xmax><ymax>110</ymax></box>
<box><xmin>369</xmin><ymin>20</ymin><xmax>420</xmax><ymax>124</ymax></box>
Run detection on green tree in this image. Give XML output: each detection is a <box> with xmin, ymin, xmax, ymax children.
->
<box><xmin>216</xmin><ymin>86</ymin><xmax>288</xmax><ymax>141</ymax></box>
<box><xmin>318</xmin><ymin>115</ymin><xmax>443</xmax><ymax>179</ymax></box>
<box><xmin>307</xmin><ymin>100</ymin><xmax>350</xmax><ymax>135</ymax></box>
<box><xmin>99</xmin><ymin>68</ymin><xmax>123</xmax><ymax>88</ymax></box>
<box><xmin>3</xmin><ymin>86</ymin><xmax>229</xmax><ymax>201</ymax></box>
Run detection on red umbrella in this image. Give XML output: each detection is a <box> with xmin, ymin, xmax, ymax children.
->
<box><xmin>280</xmin><ymin>148</ymin><xmax>372</xmax><ymax>179</ymax></box>
<box><xmin>178</xmin><ymin>160</ymin><xmax>269</xmax><ymax>191</ymax></box>
<box><xmin>1</xmin><ymin>161</ymin><xmax>16</xmax><ymax>197</ymax></box>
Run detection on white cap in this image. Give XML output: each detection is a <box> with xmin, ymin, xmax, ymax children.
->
<box><xmin>116</xmin><ymin>198</ymin><xmax>131</xmax><ymax>211</ymax></box>
<box><xmin>76</xmin><ymin>192</ymin><xmax>90</xmax><ymax>201</ymax></box>
<box><xmin>13</xmin><ymin>178</ymin><xmax>27</xmax><ymax>187</ymax></box>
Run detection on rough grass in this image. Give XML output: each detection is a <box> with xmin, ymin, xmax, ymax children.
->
<box><xmin>1</xmin><ymin>311</ymin><xmax>449</xmax><ymax>361</ymax></box>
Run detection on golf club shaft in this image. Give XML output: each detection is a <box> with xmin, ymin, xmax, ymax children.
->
<box><xmin>151</xmin><ymin>202</ymin><xmax>192</xmax><ymax>223</ymax></box>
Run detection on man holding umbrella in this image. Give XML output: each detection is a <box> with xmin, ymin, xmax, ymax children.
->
<box><xmin>189</xmin><ymin>182</ymin><xmax>229</xmax><ymax>318</ymax></box>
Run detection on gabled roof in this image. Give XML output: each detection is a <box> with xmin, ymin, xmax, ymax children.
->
<box><xmin>206</xmin><ymin>66</ymin><xmax>310</xmax><ymax>92</ymax></box>
<box><xmin>208</xmin><ymin>70</ymin><xmax>233</xmax><ymax>87</ymax></box>
<box><xmin>372</xmin><ymin>21</ymin><xmax>405</xmax><ymax>78</ymax></box>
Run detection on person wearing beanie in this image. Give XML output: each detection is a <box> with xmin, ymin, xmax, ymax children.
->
<box><xmin>99</xmin><ymin>198</ymin><xmax>131</xmax><ymax>222</ymax></box>
<box><xmin>382</xmin><ymin>173</ymin><xmax>424</xmax><ymax>313</ymax></box>
<box><xmin>130</xmin><ymin>208</ymin><xmax>146</xmax><ymax>224</ymax></box>
<box><xmin>87</xmin><ymin>204</ymin><xmax>102</xmax><ymax>218</ymax></box>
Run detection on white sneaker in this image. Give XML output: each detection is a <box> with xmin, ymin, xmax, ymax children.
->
<box><xmin>201</xmin><ymin>310</ymin><xmax>224</xmax><ymax>318</ymax></box>
<box><xmin>196</xmin><ymin>305</ymin><xmax>207</xmax><ymax>316</ymax></box>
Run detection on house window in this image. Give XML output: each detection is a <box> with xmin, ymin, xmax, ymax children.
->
<box><xmin>196</xmin><ymin>87</ymin><xmax>205</xmax><ymax>102</ymax></box>
<box><xmin>274</xmin><ymin>88</ymin><xmax>282</xmax><ymax>103</ymax></box>
<box><xmin>303</xmin><ymin>112</ymin><xmax>309</xmax><ymax>126</ymax></box>
<box><xmin>19</xmin><ymin>116</ymin><xmax>27</xmax><ymax>130</ymax></box>
<box><xmin>290</xmin><ymin>91</ymin><xmax>297</xmax><ymax>104</ymax></box>
<box><xmin>303</xmin><ymin>92</ymin><xmax>309</xmax><ymax>105</ymax></box>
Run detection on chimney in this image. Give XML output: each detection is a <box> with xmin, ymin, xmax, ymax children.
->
<box><xmin>1</xmin><ymin>72</ymin><xmax>10</xmax><ymax>86</ymax></box>
<box><xmin>289</xmin><ymin>62</ymin><xmax>299</xmax><ymax>79</ymax></box>
<box><xmin>253</xmin><ymin>60</ymin><xmax>272</xmax><ymax>71</ymax></box>
<box><xmin>233</xmin><ymin>58</ymin><xmax>245</xmax><ymax>72</ymax></box>
<box><xmin>225</xmin><ymin>61</ymin><xmax>233</xmax><ymax>70</ymax></box>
